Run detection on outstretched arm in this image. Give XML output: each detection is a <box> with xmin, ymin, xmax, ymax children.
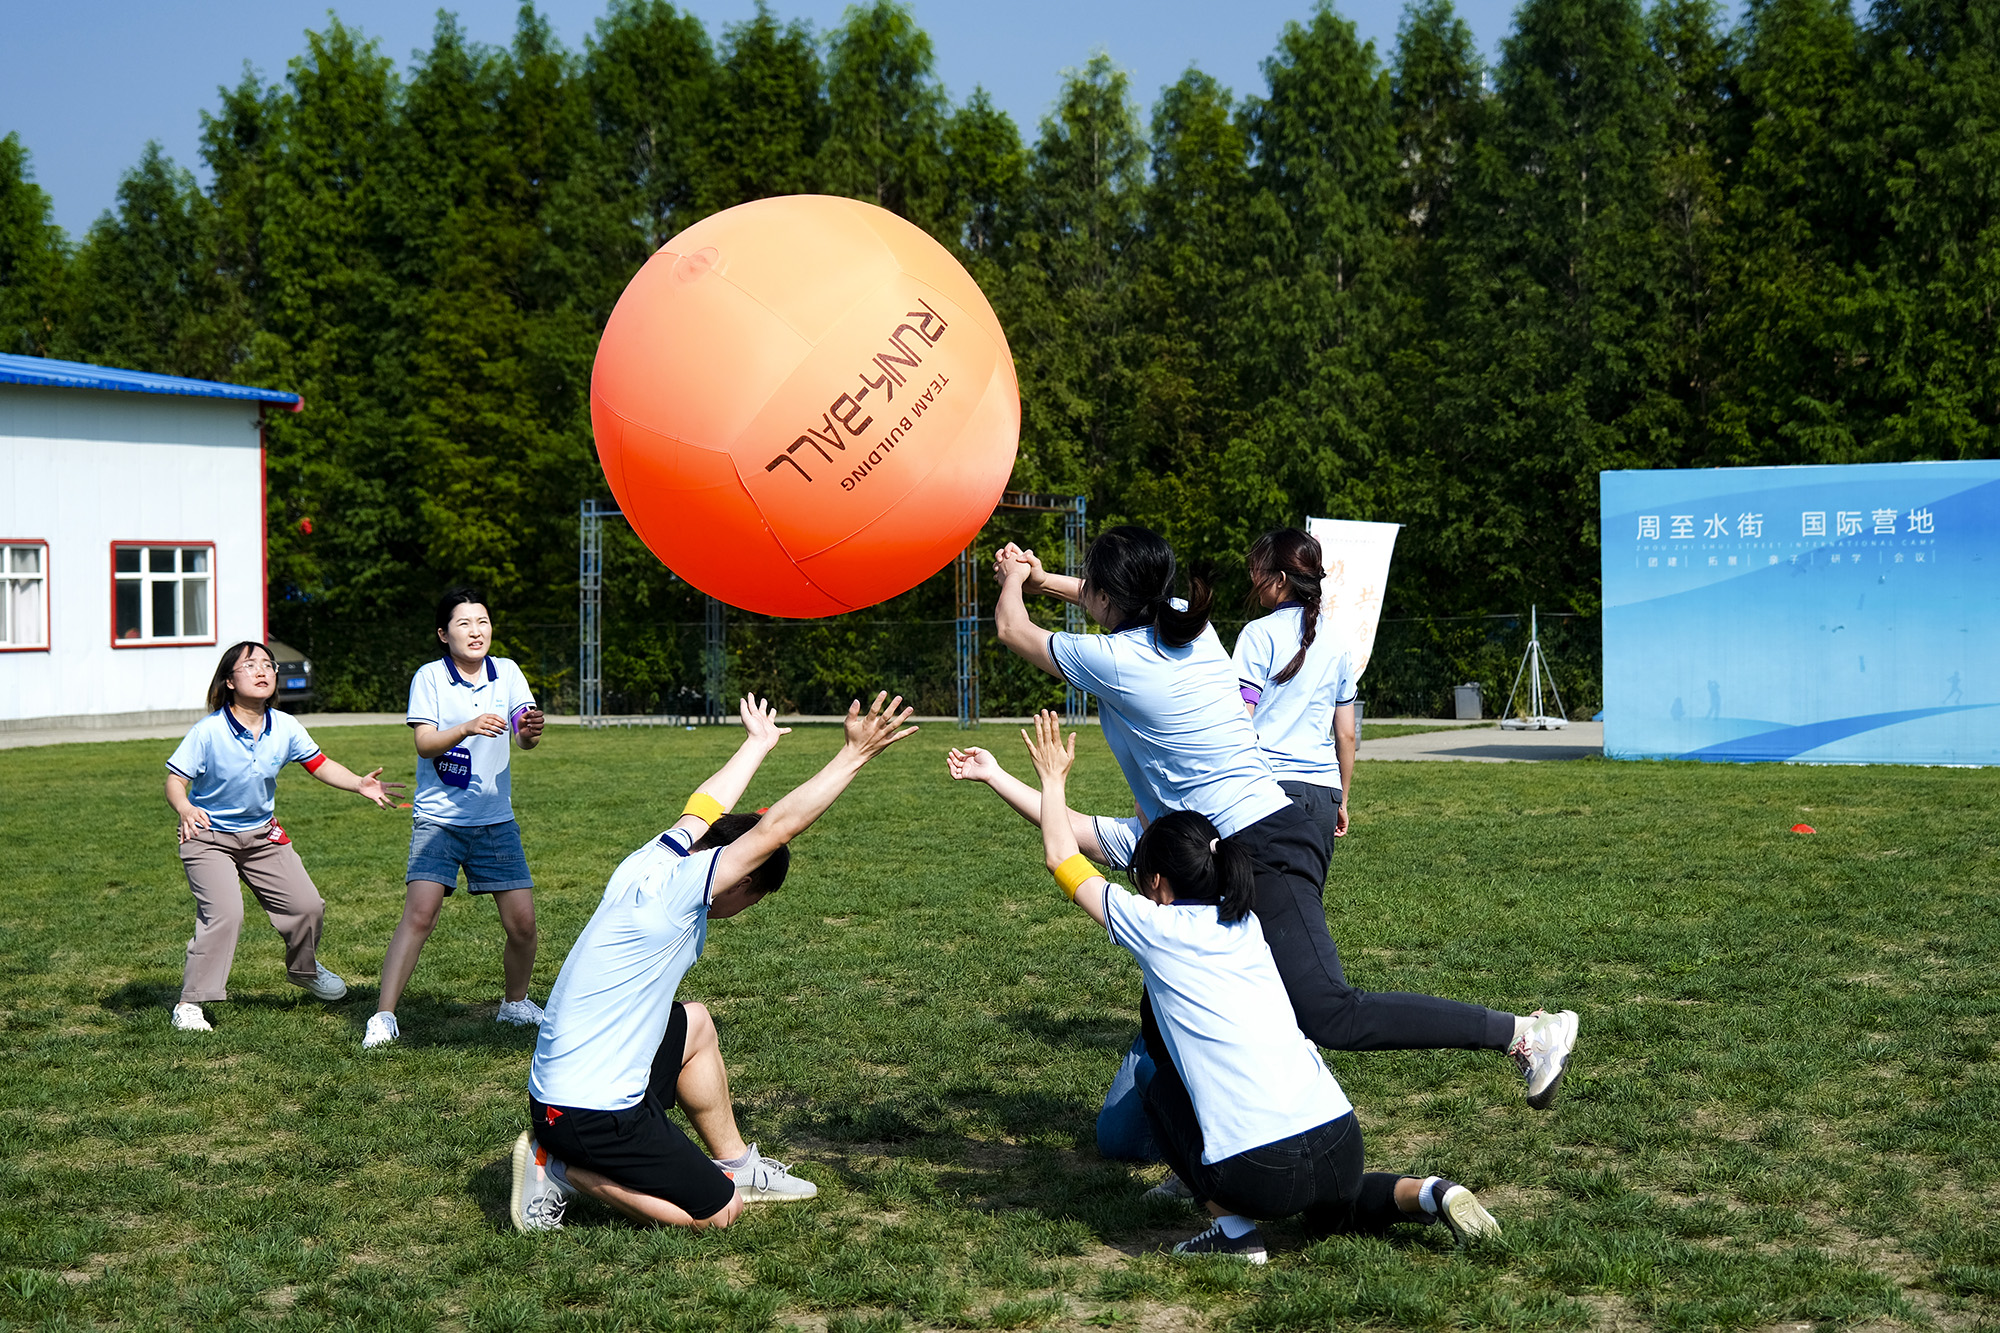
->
<box><xmin>710</xmin><ymin>692</ymin><xmax>917</xmax><ymax>887</ymax></box>
<box><xmin>945</xmin><ymin>745</ymin><xmax>1108</xmax><ymax>861</ymax></box>
<box><xmin>997</xmin><ymin>542</ymin><xmax>1082</xmax><ymax>605</ymax></box>
<box><xmin>306</xmin><ymin>757</ymin><xmax>406</xmax><ymax>808</ymax></box>
<box><xmin>993</xmin><ymin>549</ymin><xmax>1063</xmax><ymax>679</ymax></box>
<box><xmin>670</xmin><ymin>696</ymin><xmax>792</xmax><ymax>843</ymax></box>
<box><xmin>1021</xmin><ymin>711</ymin><xmax>1108</xmax><ymax>926</ymax></box>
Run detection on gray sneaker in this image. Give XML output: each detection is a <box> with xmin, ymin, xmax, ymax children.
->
<box><xmin>1435</xmin><ymin>1181</ymin><xmax>1502</xmax><ymax>1244</ymax></box>
<box><xmin>290</xmin><ymin>963</ymin><xmax>348</xmax><ymax>1002</ymax></box>
<box><xmin>1172</xmin><ymin>1221</ymin><xmax>1267</xmax><ymax>1264</ymax></box>
<box><xmin>715</xmin><ymin>1144</ymin><xmax>817</xmax><ymax>1202</ymax></box>
<box><xmin>1143</xmin><ymin>1172</ymin><xmax>1195</xmax><ymax>1202</ymax></box>
<box><xmin>510</xmin><ymin>1131</ymin><xmax>572</xmax><ymax>1232</ymax></box>
<box><xmin>1511</xmin><ymin>1009</ymin><xmax>1579</xmax><ymax>1109</ymax></box>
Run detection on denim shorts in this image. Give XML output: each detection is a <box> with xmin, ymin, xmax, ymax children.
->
<box><xmin>407</xmin><ymin>817</ymin><xmax>533</xmax><ymax>894</ymax></box>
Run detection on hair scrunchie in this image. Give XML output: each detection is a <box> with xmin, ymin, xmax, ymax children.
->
<box><xmin>1207</xmin><ymin>838</ymin><xmax>1219</xmax><ymax>853</ymax></box>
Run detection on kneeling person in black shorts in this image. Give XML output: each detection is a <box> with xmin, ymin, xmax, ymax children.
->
<box><xmin>509</xmin><ymin>692</ymin><xmax>916</xmax><ymax>1231</ymax></box>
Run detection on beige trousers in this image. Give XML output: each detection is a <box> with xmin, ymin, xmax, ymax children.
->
<box><xmin>178</xmin><ymin>824</ymin><xmax>326</xmax><ymax>1003</ymax></box>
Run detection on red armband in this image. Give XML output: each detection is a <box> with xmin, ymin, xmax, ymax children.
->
<box><xmin>301</xmin><ymin>753</ymin><xmax>327</xmax><ymax>774</ymax></box>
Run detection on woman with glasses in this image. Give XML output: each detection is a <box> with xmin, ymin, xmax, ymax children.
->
<box><xmin>165</xmin><ymin>641</ymin><xmax>403</xmax><ymax>1032</ymax></box>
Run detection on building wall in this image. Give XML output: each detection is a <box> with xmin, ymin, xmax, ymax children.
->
<box><xmin>0</xmin><ymin>385</ymin><xmax>266</xmax><ymax>723</ymax></box>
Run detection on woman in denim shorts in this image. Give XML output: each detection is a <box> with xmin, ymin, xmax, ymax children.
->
<box><xmin>364</xmin><ymin>588</ymin><xmax>546</xmax><ymax>1049</ymax></box>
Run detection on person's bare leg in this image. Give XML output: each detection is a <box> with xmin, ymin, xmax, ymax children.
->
<box><xmin>376</xmin><ymin>881</ymin><xmax>449</xmax><ymax>1014</ymax></box>
<box><xmin>1394</xmin><ymin>1176</ymin><xmax>1425</xmax><ymax>1216</ymax></box>
<box><xmin>493</xmin><ymin>888</ymin><xmax>537</xmax><ymax>1003</ymax></box>
<box><xmin>563</xmin><ymin>1165</ymin><xmax>744</xmax><ymax>1230</ymax></box>
<box><xmin>675</xmin><ymin>1002</ymin><xmax>749</xmax><ymax>1161</ymax></box>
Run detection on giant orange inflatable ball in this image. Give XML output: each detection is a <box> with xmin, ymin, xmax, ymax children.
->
<box><xmin>590</xmin><ymin>195</ymin><xmax>1020</xmax><ymax>618</ymax></box>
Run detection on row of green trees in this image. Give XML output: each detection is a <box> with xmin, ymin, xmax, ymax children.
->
<box><xmin>2</xmin><ymin>0</ymin><xmax>1993</xmax><ymax>712</ymax></box>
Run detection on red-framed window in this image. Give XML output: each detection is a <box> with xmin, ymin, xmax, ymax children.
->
<box><xmin>111</xmin><ymin>542</ymin><xmax>217</xmax><ymax>647</ymax></box>
<box><xmin>1</xmin><ymin>540</ymin><xmax>50</xmax><ymax>652</ymax></box>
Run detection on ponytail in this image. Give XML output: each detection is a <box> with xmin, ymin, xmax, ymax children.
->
<box><xmin>1247</xmin><ymin>528</ymin><xmax>1325</xmax><ymax>685</ymax></box>
<box><xmin>1083</xmin><ymin>526</ymin><xmax>1213</xmax><ymax>648</ymax></box>
<box><xmin>1131</xmin><ymin>810</ymin><xmax>1258</xmax><ymax>924</ymax></box>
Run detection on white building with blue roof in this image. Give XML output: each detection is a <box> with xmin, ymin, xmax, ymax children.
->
<box><xmin>0</xmin><ymin>353</ymin><xmax>301</xmax><ymax>727</ymax></box>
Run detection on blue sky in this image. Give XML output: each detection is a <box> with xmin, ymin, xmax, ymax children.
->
<box><xmin>4</xmin><ymin>0</ymin><xmax>1523</xmax><ymax>238</ymax></box>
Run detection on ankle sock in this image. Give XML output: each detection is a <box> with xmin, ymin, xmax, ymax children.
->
<box><xmin>1215</xmin><ymin>1214</ymin><xmax>1256</xmax><ymax>1239</ymax></box>
<box><xmin>1417</xmin><ymin>1176</ymin><xmax>1448</xmax><ymax>1215</ymax></box>
<box><xmin>716</xmin><ymin>1147</ymin><xmax>754</xmax><ymax>1170</ymax></box>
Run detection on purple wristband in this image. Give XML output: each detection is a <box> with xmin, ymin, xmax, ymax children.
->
<box><xmin>1239</xmin><ymin>685</ymin><xmax>1263</xmax><ymax>706</ymax></box>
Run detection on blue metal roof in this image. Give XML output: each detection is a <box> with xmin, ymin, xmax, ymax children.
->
<box><xmin>0</xmin><ymin>353</ymin><xmax>301</xmax><ymax>409</ymax></box>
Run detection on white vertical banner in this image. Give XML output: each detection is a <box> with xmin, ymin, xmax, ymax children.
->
<box><xmin>1304</xmin><ymin>517</ymin><xmax>1401</xmax><ymax>678</ymax></box>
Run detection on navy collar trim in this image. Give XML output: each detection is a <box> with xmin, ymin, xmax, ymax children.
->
<box><xmin>1276</xmin><ymin>600</ymin><xmax>1303</xmax><ymax>611</ymax></box>
<box><xmin>223</xmin><ymin>706</ymin><xmax>272</xmax><ymax>740</ymax></box>
<box><xmin>443</xmin><ymin>654</ymin><xmax>498</xmax><ymax>685</ymax></box>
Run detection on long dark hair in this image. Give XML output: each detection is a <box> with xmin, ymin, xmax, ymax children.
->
<box><xmin>1130</xmin><ymin>810</ymin><xmax>1256</xmax><ymax>924</ymax></box>
<box><xmin>1083</xmin><ymin>525</ymin><xmax>1214</xmax><ymax>648</ymax></box>
<box><xmin>1247</xmin><ymin>528</ymin><xmax>1325</xmax><ymax>685</ymax></box>
<box><xmin>206</xmin><ymin>641</ymin><xmax>274</xmax><ymax>713</ymax></box>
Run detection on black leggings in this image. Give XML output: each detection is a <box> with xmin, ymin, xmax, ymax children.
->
<box><xmin>1141</xmin><ymin>1007</ymin><xmax>1406</xmax><ymax>1231</ymax></box>
<box><xmin>1231</xmin><ymin>800</ymin><xmax>1513</xmax><ymax>1052</ymax></box>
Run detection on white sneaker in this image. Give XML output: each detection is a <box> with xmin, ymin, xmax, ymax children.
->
<box><xmin>1436</xmin><ymin>1181</ymin><xmax>1503</xmax><ymax>1243</ymax></box>
<box><xmin>172</xmin><ymin>1002</ymin><xmax>212</xmax><ymax>1032</ymax></box>
<box><xmin>289</xmin><ymin>962</ymin><xmax>348</xmax><ymax>1002</ymax></box>
<box><xmin>509</xmin><ymin>1131</ymin><xmax>572</xmax><ymax>1232</ymax></box>
<box><xmin>362</xmin><ymin>1011</ymin><xmax>400</xmax><ymax>1049</ymax></box>
<box><xmin>1511</xmin><ymin>1009</ymin><xmax>1580</xmax><ymax>1109</ymax></box>
<box><xmin>496</xmin><ymin>997</ymin><xmax>547</xmax><ymax>1027</ymax></box>
<box><xmin>715</xmin><ymin>1144</ymin><xmax>817</xmax><ymax>1202</ymax></box>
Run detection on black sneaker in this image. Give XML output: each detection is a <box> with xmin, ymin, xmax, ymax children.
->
<box><xmin>1171</xmin><ymin>1221</ymin><xmax>1268</xmax><ymax>1264</ymax></box>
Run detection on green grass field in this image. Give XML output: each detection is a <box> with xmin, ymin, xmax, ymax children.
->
<box><xmin>2</xmin><ymin>723</ymin><xmax>1997</xmax><ymax>1332</ymax></box>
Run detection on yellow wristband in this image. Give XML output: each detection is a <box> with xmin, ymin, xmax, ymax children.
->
<box><xmin>683</xmin><ymin>792</ymin><xmax>726</xmax><ymax>824</ymax></box>
<box><xmin>1053</xmin><ymin>853</ymin><xmax>1098</xmax><ymax>901</ymax></box>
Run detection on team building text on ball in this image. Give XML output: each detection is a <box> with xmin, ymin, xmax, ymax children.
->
<box><xmin>590</xmin><ymin>195</ymin><xmax>1020</xmax><ymax>618</ymax></box>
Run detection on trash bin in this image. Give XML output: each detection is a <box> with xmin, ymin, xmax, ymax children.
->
<box><xmin>1453</xmin><ymin>683</ymin><xmax>1482</xmax><ymax>721</ymax></box>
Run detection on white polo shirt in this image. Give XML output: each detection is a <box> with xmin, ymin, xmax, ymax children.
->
<box><xmin>530</xmin><ymin>828</ymin><xmax>717</xmax><ymax>1111</ymax></box>
<box><xmin>1050</xmin><ymin>619</ymin><xmax>1288</xmax><ymax>839</ymax></box>
<box><xmin>1232</xmin><ymin>603</ymin><xmax>1357</xmax><ymax>787</ymax></box>
<box><xmin>1103</xmin><ymin>888</ymin><xmax>1352</xmax><ymax>1162</ymax></box>
<box><xmin>165</xmin><ymin>708</ymin><xmax>324</xmax><ymax>832</ymax></box>
<box><xmin>406</xmin><ymin>655</ymin><xmax>537</xmax><ymax>827</ymax></box>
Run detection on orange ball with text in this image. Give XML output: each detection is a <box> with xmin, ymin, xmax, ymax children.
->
<box><xmin>590</xmin><ymin>195</ymin><xmax>1021</xmax><ymax>618</ymax></box>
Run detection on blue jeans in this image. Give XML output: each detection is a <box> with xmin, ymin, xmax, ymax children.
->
<box><xmin>1096</xmin><ymin>1035</ymin><xmax>1162</xmax><ymax>1161</ymax></box>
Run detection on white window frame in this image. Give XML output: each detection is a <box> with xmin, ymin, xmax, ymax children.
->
<box><xmin>111</xmin><ymin>541</ymin><xmax>218</xmax><ymax>648</ymax></box>
<box><xmin>1</xmin><ymin>540</ymin><xmax>50</xmax><ymax>652</ymax></box>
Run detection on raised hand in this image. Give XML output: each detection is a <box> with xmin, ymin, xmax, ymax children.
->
<box><xmin>844</xmin><ymin>691</ymin><xmax>919</xmax><ymax>761</ymax></box>
<box><xmin>1020</xmin><ymin>709</ymin><xmax>1075</xmax><ymax>785</ymax></box>
<box><xmin>739</xmin><ymin>694</ymin><xmax>792</xmax><ymax>750</ymax></box>
<box><xmin>945</xmin><ymin>746</ymin><xmax>1000</xmax><ymax>783</ymax></box>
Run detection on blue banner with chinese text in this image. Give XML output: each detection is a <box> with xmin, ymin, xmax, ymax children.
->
<box><xmin>1601</xmin><ymin>461</ymin><xmax>2000</xmax><ymax>765</ymax></box>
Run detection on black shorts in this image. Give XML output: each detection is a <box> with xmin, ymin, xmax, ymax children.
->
<box><xmin>527</xmin><ymin>1001</ymin><xmax>736</xmax><ymax>1220</ymax></box>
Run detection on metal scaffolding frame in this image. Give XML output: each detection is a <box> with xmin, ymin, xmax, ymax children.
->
<box><xmin>956</xmin><ymin>491</ymin><xmax>1089</xmax><ymax>729</ymax></box>
<box><xmin>585</xmin><ymin>491</ymin><xmax>1086</xmax><ymax>731</ymax></box>
<box><xmin>578</xmin><ymin>499</ymin><xmax>726</xmax><ymax>728</ymax></box>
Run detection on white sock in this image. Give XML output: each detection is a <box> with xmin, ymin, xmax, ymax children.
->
<box><xmin>1215</xmin><ymin>1213</ymin><xmax>1256</xmax><ymax>1239</ymax></box>
<box><xmin>716</xmin><ymin>1147</ymin><xmax>754</xmax><ymax>1169</ymax></box>
<box><xmin>1417</xmin><ymin>1176</ymin><xmax>1445</xmax><ymax>1215</ymax></box>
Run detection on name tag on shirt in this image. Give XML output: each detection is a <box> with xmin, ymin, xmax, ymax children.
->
<box><xmin>434</xmin><ymin>746</ymin><xmax>473</xmax><ymax>790</ymax></box>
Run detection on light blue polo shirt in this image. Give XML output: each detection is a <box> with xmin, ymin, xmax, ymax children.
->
<box><xmin>1232</xmin><ymin>603</ymin><xmax>1357</xmax><ymax>787</ymax></box>
<box><xmin>1103</xmin><ymin>887</ymin><xmax>1352</xmax><ymax>1162</ymax></box>
<box><xmin>165</xmin><ymin>708</ymin><xmax>323</xmax><ymax>832</ymax></box>
<box><xmin>529</xmin><ymin>828</ymin><xmax>717</xmax><ymax>1111</ymax></box>
<box><xmin>1049</xmin><ymin>619</ymin><xmax>1288</xmax><ymax>839</ymax></box>
<box><xmin>407</xmin><ymin>655</ymin><xmax>537</xmax><ymax>827</ymax></box>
